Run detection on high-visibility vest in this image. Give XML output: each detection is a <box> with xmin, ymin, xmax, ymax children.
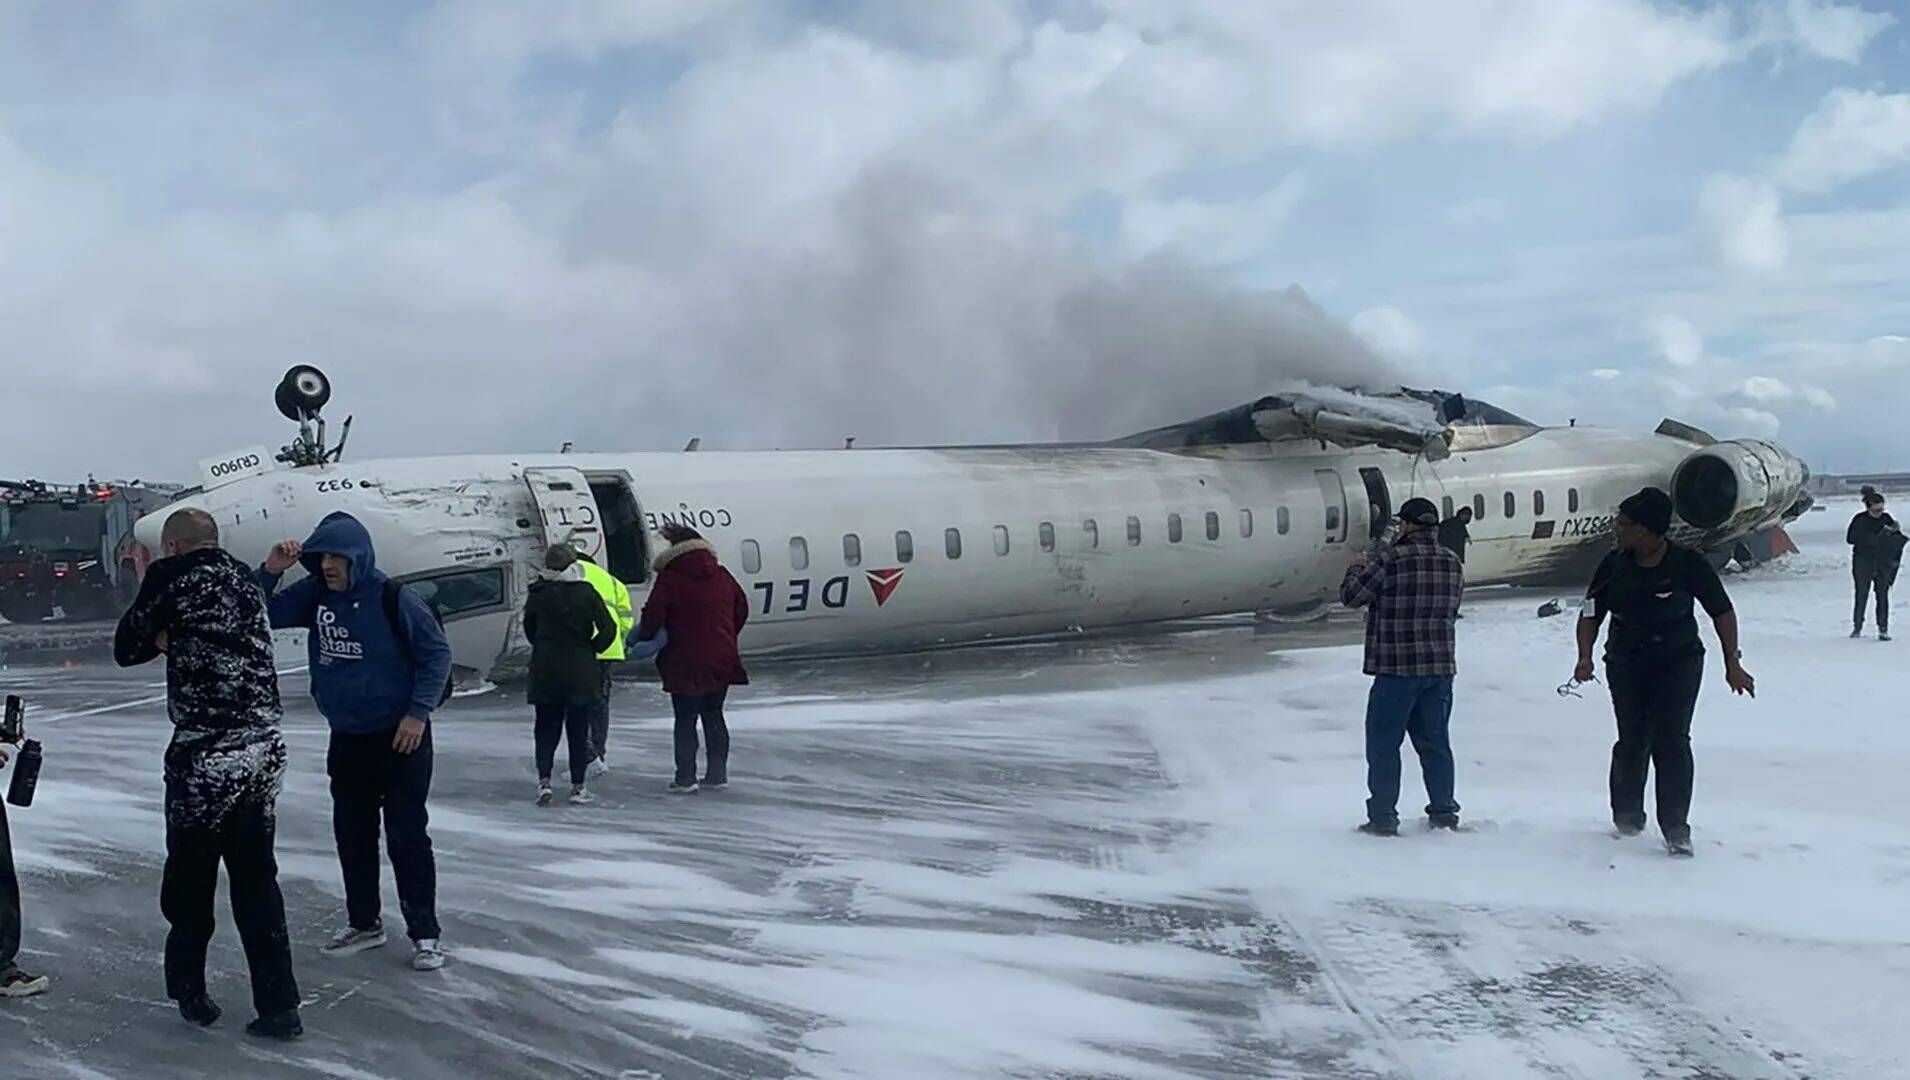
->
<box><xmin>577</xmin><ymin>559</ymin><xmax>635</xmax><ymax>661</ymax></box>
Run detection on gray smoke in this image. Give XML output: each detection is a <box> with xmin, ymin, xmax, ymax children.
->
<box><xmin>587</xmin><ymin>172</ymin><xmax>1400</xmax><ymax>451</ymax></box>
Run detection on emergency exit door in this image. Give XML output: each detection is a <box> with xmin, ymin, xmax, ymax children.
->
<box><xmin>1358</xmin><ymin>467</ymin><xmax>1391</xmax><ymax>540</ymax></box>
<box><xmin>523</xmin><ymin>466</ymin><xmax>606</xmax><ymax>562</ymax></box>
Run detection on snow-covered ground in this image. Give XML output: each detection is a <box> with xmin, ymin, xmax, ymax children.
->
<box><xmin>1</xmin><ymin>499</ymin><xmax>1904</xmax><ymax>1079</ymax></box>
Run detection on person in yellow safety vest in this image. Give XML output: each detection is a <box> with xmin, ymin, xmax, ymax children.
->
<box><xmin>575</xmin><ymin>554</ymin><xmax>634</xmax><ymax>776</ymax></box>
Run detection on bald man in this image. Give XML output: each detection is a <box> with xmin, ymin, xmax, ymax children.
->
<box><xmin>114</xmin><ymin>509</ymin><xmax>302</xmax><ymax>1040</ymax></box>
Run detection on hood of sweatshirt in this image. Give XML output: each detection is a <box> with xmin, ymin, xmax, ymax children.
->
<box><xmin>299</xmin><ymin>511</ymin><xmax>381</xmax><ymax>597</ymax></box>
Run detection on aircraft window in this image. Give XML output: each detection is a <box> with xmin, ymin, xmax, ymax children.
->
<box><xmin>1325</xmin><ymin>506</ymin><xmax>1342</xmax><ymax>533</ymax></box>
<box><xmin>400</xmin><ymin>567</ymin><xmax>508</xmax><ymax>621</ymax></box>
<box><xmin>1126</xmin><ymin>516</ymin><xmax>1142</xmax><ymax>546</ymax></box>
<box><xmin>1205</xmin><ymin>511</ymin><xmax>1220</xmax><ymax>541</ymax></box>
<box><xmin>1168</xmin><ymin>514</ymin><xmax>1183</xmax><ymax>543</ymax></box>
<box><xmin>1083</xmin><ymin>519</ymin><xmax>1099</xmax><ymax>549</ymax></box>
<box><xmin>1503</xmin><ymin>492</ymin><xmax>1516</xmax><ymax>519</ymax></box>
<box><xmin>1277</xmin><ymin>507</ymin><xmax>1290</xmax><ymax>535</ymax></box>
<box><xmin>945</xmin><ymin>528</ymin><xmax>963</xmax><ymax>559</ymax></box>
<box><xmin>843</xmin><ymin>533</ymin><xmax>862</xmax><ymax>567</ymax></box>
<box><xmin>588</xmin><ymin>478</ymin><xmax>648</xmax><ymax>585</ymax></box>
<box><xmin>1039</xmin><ymin>522</ymin><xmax>1055</xmax><ymax>553</ymax></box>
<box><xmin>789</xmin><ymin>537</ymin><xmax>809</xmax><ymax>571</ymax></box>
<box><xmin>895</xmin><ymin>530</ymin><xmax>914</xmax><ymax>564</ymax></box>
<box><xmin>1240</xmin><ymin>509</ymin><xmax>1253</xmax><ymax>538</ymax></box>
<box><xmin>1473</xmin><ymin>494</ymin><xmax>1487</xmax><ymax>520</ymax></box>
<box><xmin>740</xmin><ymin>540</ymin><xmax>762</xmax><ymax>574</ymax></box>
<box><xmin>1569</xmin><ymin>488</ymin><xmax>1581</xmax><ymax>514</ymax></box>
<box><xmin>994</xmin><ymin>525</ymin><xmax>1010</xmax><ymax>556</ymax></box>
<box><xmin>1441</xmin><ymin>496</ymin><xmax>1454</xmax><ymax>520</ymax></box>
<box><xmin>1533</xmin><ymin>491</ymin><xmax>1546</xmax><ymax>516</ymax></box>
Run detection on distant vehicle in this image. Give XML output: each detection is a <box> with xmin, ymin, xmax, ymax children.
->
<box><xmin>137</xmin><ymin>367</ymin><xmax>1813</xmax><ymax>679</ymax></box>
<box><xmin>0</xmin><ymin>479</ymin><xmax>177</xmax><ymax>623</ymax></box>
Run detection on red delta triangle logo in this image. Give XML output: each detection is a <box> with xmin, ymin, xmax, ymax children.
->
<box><xmin>864</xmin><ymin>568</ymin><xmax>906</xmax><ymax>607</ymax></box>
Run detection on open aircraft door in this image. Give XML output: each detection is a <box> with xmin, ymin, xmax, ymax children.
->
<box><xmin>523</xmin><ymin>467</ymin><xmax>607</xmax><ymax>561</ymax></box>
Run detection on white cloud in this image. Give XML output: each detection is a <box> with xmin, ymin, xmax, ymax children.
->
<box><xmin>1774</xmin><ymin>88</ymin><xmax>1910</xmax><ymax>193</ymax></box>
<box><xmin>1696</xmin><ymin>174</ymin><xmax>1789</xmax><ymax>272</ymax></box>
<box><xmin>1591</xmin><ymin>367</ymin><xmax>1624</xmax><ymax>380</ymax></box>
<box><xmin>1739</xmin><ymin>374</ymin><xmax>1794</xmax><ymax>401</ymax></box>
<box><xmin>1729</xmin><ymin>406</ymin><xmax>1784</xmax><ymax>436</ymax></box>
<box><xmin>1648</xmin><ymin>314</ymin><xmax>1707</xmax><ymax>367</ymax></box>
<box><xmin>1350</xmin><ymin>305</ymin><xmax>1426</xmax><ymax>360</ymax></box>
<box><xmin>1757</xmin><ymin>0</ymin><xmax>1896</xmax><ymax>64</ymax></box>
<box><xmin>1800</xmin><ymin>384</ymin><xmax>1839</xmax><ymax>409</ymax></box>
<box><xmin>1118</xmin><ymin>174</ymin><xmax>1307</xmax><ymax>264</ymax></box>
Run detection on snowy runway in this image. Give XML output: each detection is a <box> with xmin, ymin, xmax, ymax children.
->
<box><xmin>2</xmin><ymin>501</ymin><xmax>1905</xmax><ymax>1078</ymax></box>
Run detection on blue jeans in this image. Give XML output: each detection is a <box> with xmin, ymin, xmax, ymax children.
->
<box><xmin>1365</xmin><ymin>674</ymin><xmax>1459</xmax><ymax>827</ymax></box>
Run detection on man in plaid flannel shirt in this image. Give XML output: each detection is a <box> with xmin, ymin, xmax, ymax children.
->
<box><xmin>1339</xmin><ymin>496</ymin><xmax>1465</xmax><ymax>836</ymax></box>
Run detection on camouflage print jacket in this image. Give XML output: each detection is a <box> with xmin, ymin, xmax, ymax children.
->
<box><xmin>115</xmin><ymin>547</ymin><xmax>288</xmax><ymax>827</ymax></box>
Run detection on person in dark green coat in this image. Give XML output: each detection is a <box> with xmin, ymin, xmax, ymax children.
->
<box><xmin>524</xmin><ymin>545</ymin><xmax>617</xmax><ymax>805</ymax></box>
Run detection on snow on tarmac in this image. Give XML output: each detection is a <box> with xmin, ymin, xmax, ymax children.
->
<box><xmin>1</xmin><ymin>498</ymin><xmax>1905</xmax><ymax>1078</ymax></box>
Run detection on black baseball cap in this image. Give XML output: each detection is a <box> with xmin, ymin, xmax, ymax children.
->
<box><xmin>1397</xmin><ymin>498</ymin><xmax>1440</xmax><ymax>527</ymax></box>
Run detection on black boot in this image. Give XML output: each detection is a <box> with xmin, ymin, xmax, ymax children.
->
<box><xmin>178</xmin><ymin>994</ymin><xmax>222</xmax><ymax>1027</ymax></box>
<box><xmin>246</xmin><ymin>1009</ymin><xmax>304</xmax><ymax>1040</ymax></box>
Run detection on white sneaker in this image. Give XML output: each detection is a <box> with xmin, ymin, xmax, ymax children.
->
<box><xmin>0</xmin><ymin>969</ymin><xmax>49</xmax><ymax>997</ymax></box>
<box><xmin>536</xmin><ymin>782</ymin><xmax>553</xmax><ymax>806</ymax></box>
<box><xmin>321</xmin><ymin>924</ymin><xmax>388</xmax><ymax>957</ymax></box>
<box><xmin>412</xmin><ymin>939</ymin><xmax>445</xmax><ymax>971</ymax></box>
<box><xmin>587</xmin><ymin>758</ymin><xmax>608</xmax><ymax>780</ymax></box>
<box><xmin>668</xmin><ymin>780</ymin><xmax>699</xmax><ymax>794</ymax></box>
<box><xmin>568</xmin><ymin>786</ymin><xmax>597</xmax><ymax>805</ymax></box>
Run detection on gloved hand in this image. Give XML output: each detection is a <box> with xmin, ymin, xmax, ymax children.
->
<box><xmin>625</xmin><ymin>625</ymin><xmax>669</xmax><ymax>660</ymax></box>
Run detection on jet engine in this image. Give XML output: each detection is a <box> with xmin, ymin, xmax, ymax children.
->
<box><xmin>1670</xmin><ymin>439</ymin><xmax>1810</xmax><ymax>534</ymax></box>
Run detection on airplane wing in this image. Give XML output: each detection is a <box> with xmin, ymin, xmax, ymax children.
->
<box><xmin>1113</xmin><ymin>387</ymin><xmax>1459</xmax><ymax>459</ymax></box>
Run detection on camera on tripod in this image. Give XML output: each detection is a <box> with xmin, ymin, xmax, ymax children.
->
<box><xmin>3</xmin><ymin>696</ymin><xmax>42</xmax><ymax>808</ymax></box>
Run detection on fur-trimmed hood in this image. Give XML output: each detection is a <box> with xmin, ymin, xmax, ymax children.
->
<box><xmin>653</xmin><ymin>538</ymin><xmax>716</xmax><ymax>575</ymax></box>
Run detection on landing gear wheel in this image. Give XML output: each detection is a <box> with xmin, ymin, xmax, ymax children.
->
<box><xmin>275</xmin><ymin>365</ymin><xmax>332</xmax><ymax>421</ymax></box>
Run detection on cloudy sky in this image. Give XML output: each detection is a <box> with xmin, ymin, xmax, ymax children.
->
<box><xmin>3</xmin><ymin>0</ymin><xmax>1908</xmax><ymax>482</ymax></box>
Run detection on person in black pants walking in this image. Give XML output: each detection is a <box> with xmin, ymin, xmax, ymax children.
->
<box><xmin>1574</xmin><ymin>488</ymin><xmax>1756</xmax><ymax>858</ymax></box>
<box><xmin>114</xmin><ymin>508</ymin><xmax>301</xmax><ymax>1038</ymax></box>
<box><xmin>637</xmin><ymin>524</ymin><xmax>751</xmax><ymax>793</ymax></box>
<box><xmin>1</xmin><ymin>742</ymin><xmax>49</xmax><ymax>998</ymax></box>
<box><xmin>1848</xmin><ymin>487</ymin><xmax>1903</xmax><ymax>641</ymax></box>
<box><xmin>525</xmin><ymin>545</ymin><xmax>617</xmax><ymax>806</ymax></box>
<box><xmin>258</xmin><ymin>512</ymin><xmax>454</xmax><ymax>972</ymax></box>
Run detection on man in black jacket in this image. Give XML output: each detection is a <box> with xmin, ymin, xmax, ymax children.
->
<box><xmin>1437</xmin><ymin>507</ymin><xmax>1472</xmax><ymax>566</ymax></box>
<box><xmin>114</xmin><ymin>508</ymin><xmax>302</xmax><ymax>1040</ymax></box>
<box><xmin>1848</xmin><ymin>488</ymin><xmax>1903</xmax><ymax>641</ymax></box>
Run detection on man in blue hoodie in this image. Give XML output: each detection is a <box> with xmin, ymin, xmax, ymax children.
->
<box><xmin>257</xmin><ymin>512</ymin><xmax>453</xmax><ymax>972</ymax></box>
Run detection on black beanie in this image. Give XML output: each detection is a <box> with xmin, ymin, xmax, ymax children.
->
<box><xmin>1619</xmin><ymin>487</ymin><xmax>1674</xmax><ymax>536</ymax></box>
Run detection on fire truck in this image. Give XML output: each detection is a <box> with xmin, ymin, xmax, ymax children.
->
<box><xmin>0</xmin><ymin>480</ymin><xmax>175</xmax><ymax>623</ymax></box>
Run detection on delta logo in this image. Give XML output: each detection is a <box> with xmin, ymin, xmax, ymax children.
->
<box><xmin>864</xmin><ymin>568</ymin><xmax>906</xmax><ymax>607</ymax></box>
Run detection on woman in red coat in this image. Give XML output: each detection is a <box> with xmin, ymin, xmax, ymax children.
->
<box><xmin>637</xmin><ymin>523</ymin><xmax>749</xmax><ymax>792</ymax></box>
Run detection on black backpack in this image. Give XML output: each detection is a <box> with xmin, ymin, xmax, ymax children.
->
<box><xmin>380</xmin><ymin>579</ymin><xmax>456</xmax><ymax>709</ymax></box>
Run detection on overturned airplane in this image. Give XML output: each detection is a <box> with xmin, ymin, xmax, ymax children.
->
<box><xmin>136</xmin><ymin>369</ymin><xmax>1811</xmax><ymax>679</ymax></box>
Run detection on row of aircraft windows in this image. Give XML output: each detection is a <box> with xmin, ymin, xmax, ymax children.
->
<box><xmin>735</xmin><ymin>507</ymin><xmax>1298</xmax><ymax>574</ymax></box>
<box><xmin>733</xmin><ymin>488</ymin><xmax>1591</xmax><ymax>574</ymax></box>
<box><xmin>1441</xmin><ymin>487</ymin><xmax>1581</xmax><ymax>522</ymax></box>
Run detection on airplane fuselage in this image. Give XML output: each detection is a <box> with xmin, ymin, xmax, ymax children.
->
<box><xmin>141</xmin><ymin>422</ymin><xmax>1797</xmax><ymax>679</ymax></box>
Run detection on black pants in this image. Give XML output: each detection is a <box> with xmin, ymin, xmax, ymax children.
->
<box><xmin>535</xmin><ymin>704</ymin><xmax>594</xmax><ymax>787</ymax></box>
<box><xmin>327</xmin><ymin>728</ymin><xmax>440</xmax><ymax>941</ymax></box>
<box><xmin>1606</xmin><ymin>651</ymin><xmax>1704</xmax><ymax>841</ymax></box>
<box><xmin>1854</xmin><ymin>558</ymin><xmax>1894</xmax><ymax>632</ymax></box>
<box><xmin>588</xmin><ymin>663</ymin><xmax>614</xmax><ymax>761</ymax></box>
<box><xmin>0</xmin><ymin>799</ymin><xmax>20</xmax><ymax>975</ymax></box>
<box><xmin>161</xmin><ymin>793</ymin><xmax>300</xmax><ymax>1015</ymax></box>
<box><xmin>672</xmin><ymin>689</ymin><xmax>730</xmax><ymax>786</ymax></box>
